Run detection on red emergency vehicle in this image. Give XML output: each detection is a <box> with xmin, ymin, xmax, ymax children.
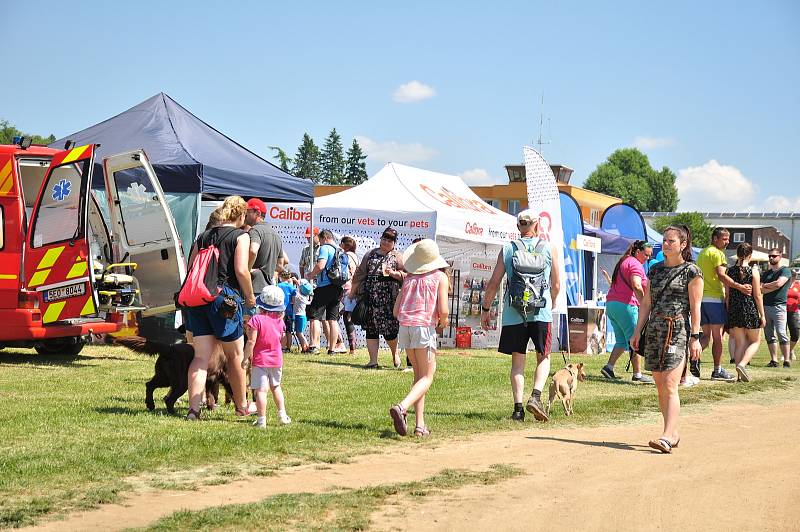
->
<box><xmin>0</xmin><ymin>139</ymin><xmax>185</xmax><ymax>355</ymax></box>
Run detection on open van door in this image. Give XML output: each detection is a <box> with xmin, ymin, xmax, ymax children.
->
<box><xmin>103</xmin><ymin>150</ymin><xmax>186</xmax><ymax>316</ymax></box>
<box><xmin>25</xmin><ymin>145</ymin><xmax>99</xmax><ymax>323</ymax></box>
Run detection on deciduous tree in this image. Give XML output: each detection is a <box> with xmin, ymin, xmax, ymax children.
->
<box><xmin>652</xmin><ymin>212</ymin><xmax>713</xmax><ymax>249</ymax></box>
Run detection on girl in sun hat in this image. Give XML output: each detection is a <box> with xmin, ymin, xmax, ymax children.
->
<box><xmin>243</xmin><ymin>285</ymin><xmax>292</xmax><ymax>428</ymax></box>
<box><xmin>388</xmin><ymin>239</ymin><xmax>450</xmax><ymax>437</ymax></box>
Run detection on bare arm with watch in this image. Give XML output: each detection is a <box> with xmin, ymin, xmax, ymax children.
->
<box><xmin>687</xmin><ymin>274</ymin><xmax>703</xmax><ymax>360</ymax></box>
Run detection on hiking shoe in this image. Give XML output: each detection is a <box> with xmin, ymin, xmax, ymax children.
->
<box><xmin>525</xmin><ymin>396</ymin><xmax>549</xmax><ymax>422</ymax></box>
<box><xmin>784</xmin><ymin>361</ymin><xmax>791</xmax><ymax>368</ymax></box>
<box><xmin>681</xmin><ymin>375</ymin><xmax>700</xmax><ymax>388</ymax></box>
<box><xmin>711</xmin><ymin>368</ymin><xmax>736</xmax><ymax>382</ymax></box>
<box><xmin>689</xmin><ymin>359</ymin><xmax>701</xmax><ymax>378</ymax></box>
<box><xmin>735</xmin><ymin>364</ymin><xmax>751</xmax><ymax>383</ymax></box>
<box><xmin>511</xmin><ymin>409</ymin><xmax>525</xmax><ymax>422</ymax></box>
<box><xmin>767</xmin><ymin>360</ymin><xmax>778</xmax><ymax>368</ymax></box>
<box><xmin>600</xmin><ymin>366</ymin><xmax>617</xmax><ymax>379</ymax></box>
<box><xmin>632</xmin><ymin>374</ymin><xmax>654</xmax><ymax>384</ymax></box>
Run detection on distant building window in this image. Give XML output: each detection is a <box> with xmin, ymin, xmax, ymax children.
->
<box><xmin>733</xmin><ymin>232</ymin><xmax>745</xmax><ymax>243</ymax></box>
<box><xmin>508</xmin><ymin>200</ymin><xmax>521</xmax><ymax>216</ymax></box>
<box><xmin>589</xmin><ymin>209</ymin><xmax>599</xmax><ymax>226</ymax></box>
<box><xmin>484</xmin><ymin>199</ymin><xmax>500</xmax><ymax>209</ymax></box>
<box><xmin>757</xmin><ymin>236</ymin><xmax>762</xmax><ymax>246</ymax></box>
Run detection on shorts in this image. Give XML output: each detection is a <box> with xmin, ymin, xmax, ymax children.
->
<box><xmin>283</xmin><ymin>313</ymin><xmax>294</xmax><ymax>334</ymax></box>
<box><xmin>308</xmin><ymin>284</ymin><xmax>343</xmax><ymax>321</ymax></box>
<box><xmin>788</xmin><ymin>311</ymin><xmax>800</xmax><ymax>343</ymax></box>
<box><xmin>498</xmin><ymin>321</ymin><xmax>552</xmax><ymax>356</ymax></box>
<box><xmin>250</xmin><ymin>365</ymin><xmax>282</xmax><ymax>389</ymax></box>
<box><xmin>764</xmin><ymin>304</ymin><xmax>789</xmax><ymax>344</ymax></box>
<box><xmin>700</xmin><ymin>301</ymin><xmax>726</xmax><ymax>326</ymax></box>
<box><xmin>185</xmin><ymin>286</ymin><xmax>244</xmax><ymax>342</ymax></box>
<box><xmin>606</xmin><ymin>301</ymin><xmax>638</xmax><ymax>349</ymax></box>
<box><xmin>294</xmin><ymin>314</ymin><xmax>308</xmax><ymax>334</ymax></box>
<box><xmin>397</xmin><ymin>325</ymin><xmax>437</xmax><ymax>350</ymax></box>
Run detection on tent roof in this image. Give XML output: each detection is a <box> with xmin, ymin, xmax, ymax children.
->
<box><xmin>51</xmin><ymin>92</ymin><xmax>313</xmax><ymax>203</ymax></box>
<box><xmin>316</xmin><ymin>163</ymin><xmax>519</xmax><ymax>245</ymax></box>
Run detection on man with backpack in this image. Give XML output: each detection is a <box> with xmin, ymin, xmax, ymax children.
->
<box><xmin>481</xmin><ymin>209</ymin><xmax>561</xmax><ymax>423</ymax></box>
<box><xmin>306</xmin><ymin>230</ymin><xmax>348</xmax><ymax>354</ymax></box>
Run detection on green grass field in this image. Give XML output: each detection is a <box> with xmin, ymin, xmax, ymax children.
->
<box><xmin>0</xmin><ymin>342</ymin><xmax>795</xmax><ymax>528</ymax></box>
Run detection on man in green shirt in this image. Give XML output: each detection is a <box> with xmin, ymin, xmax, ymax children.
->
<box><xmin>695</xmin><ymin>228</ymin><xmax>752</xmax><ymax>381</ymax></box>
<box><xmin>761</xmin><ymin>248</ymin><xmax>792</xmax><ymax>367</ymax></box>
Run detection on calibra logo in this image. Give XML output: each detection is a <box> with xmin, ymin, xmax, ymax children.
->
<box><xmin>269</xmin><ymin>206</ymin><xmax>311</xmax><ymax>221</ymax></box>
<box><xmin>419</xmin><ymin>184</ymin><xmax>497</xmax><ymax>215</ymax></box>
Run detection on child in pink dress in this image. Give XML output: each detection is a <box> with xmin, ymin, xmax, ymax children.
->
<box><xmin>243</xmin><ymin>285</ymin><xmax>291</xmax><ymax>428</ymax></box>
<box><xmin>389</xmin><ymin>239</ymin><xmax>449</xmax><ymax>437</ymax></box>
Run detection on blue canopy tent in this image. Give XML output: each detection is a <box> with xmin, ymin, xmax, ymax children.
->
<box><xmin>52</xmin><ymin>92</ymin><xmax>314</xmax><ymax>248</ymax></box>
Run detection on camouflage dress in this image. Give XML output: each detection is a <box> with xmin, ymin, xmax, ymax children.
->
<box><xmin>642</xmin><ymin>262</ymin><xmax>703</xmax><ymax>372</ymax></box>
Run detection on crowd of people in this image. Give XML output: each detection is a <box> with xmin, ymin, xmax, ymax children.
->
<box><xmin>176</xmin><ymin>195</ymin><xmax>798</xmax><ymax>450</ymax></box>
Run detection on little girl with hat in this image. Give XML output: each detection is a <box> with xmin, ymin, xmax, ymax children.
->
<box><xmin>388</xmin><ymin>239</ymin><xmax>450</xmax><ymax>437</ymax></box>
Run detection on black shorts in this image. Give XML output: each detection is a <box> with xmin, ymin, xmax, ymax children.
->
<box><xmin>308</xmin><ymin>284</ymin><xmax>343</xmax><ymax>321</ymax></box>
<box><xmin>498</xmin><ymin>321</ymin><xmax>552</xmax><ymax>355</ymax></box>
<box><xmin>283</xmin><ymin>313</ymin><xmax>294</xmax><ymax>334</ymax></box>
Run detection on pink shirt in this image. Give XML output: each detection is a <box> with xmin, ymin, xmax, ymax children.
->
<box><xmin>607</xmin><ymin>256</ymin><xmax>647</xmax><ymax>306</ymax></box>
<box><xmin>396</xmin><ymin>270</ymin><xmax>446</xmax><ymax>327</ymax></box>
<box><xmin>248</xmin><ymin>313</ymin><xmax>285</xmax><ymax>367</ymax></box>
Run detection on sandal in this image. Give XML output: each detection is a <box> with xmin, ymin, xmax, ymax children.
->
<box><xmin>235</xmin><ymin>403</ymin><xmax>253</xmax><ymax>417</ymax></box>
<box><xmin>364</xmin><ymin>362</ymin><xmax>379</xmax><ymax>369</ymax></box>
<box><xmin>414</xmin><ymin>426</ymin><xmax>431</xmax><ymax>438</ymax></box>
<box><xmin>648</xmin><ymin>437</ymin><xmax>678</xmax><ymax>454</ymax></box>
<box><xmin>389</xmin><ymin>404</ymin><xmax>408</xmax><ymax>436</ymax></box>
<box><xmin>186</xmin><ymin>408</ymin><xmax>201</xmax><ymax>421</ymax></box>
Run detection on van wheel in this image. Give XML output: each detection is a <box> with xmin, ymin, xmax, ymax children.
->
<box><xmin>34</xmin><ymin>338</ymin><xmax>86</xmax><ymax>356</ymax></box>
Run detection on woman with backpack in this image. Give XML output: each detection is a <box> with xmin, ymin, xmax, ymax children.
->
<box><xmin>631</xmin><ymin>225</ymin><xmax>703</xmax><ymax>453</ymax></box>
<box><xmin>184</xmin><ymin>196</ymin><xmax>256</xmax><ymax>421</ymax></box>
<box><xmin>349</xmin><ymin>228</ymin><xmax>405</xmax><ymax>369</ymax></box>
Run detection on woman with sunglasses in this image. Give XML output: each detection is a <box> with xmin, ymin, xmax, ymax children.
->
<box><xmin>600</xmin><ymin>241</ymin><xmax>654</xmax><ymax>383</ymax></box>
<box><xmin>349</xmin><ymin>228</ymin><xmax>405</xmax><ymax>368</ymax></box>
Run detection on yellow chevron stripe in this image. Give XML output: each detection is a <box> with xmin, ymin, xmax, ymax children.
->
<box><xmin>0</xmin><ymin>161</ymin><xmax>13</xmax><ymax>195</ymax></box>
<box><xmin>0</xmin><ymin>274</ymin><xmax>17</xmax><ymax>280</ymax></box>
<box><xmin>42</xmin><ymin>301</ymin><xmax>66</xmax><ymax>324</ymax></box>
<box><xmin>28</xmin><ymin>269</ymin><xmax>50</xmax><ymax>288</ymax></box>
<box><xmin>80</xmin><ymin>296</ymin><xmax>95</xmax><ymax>316</ymax></box>
<box><xmin>61</xmin><ymin>145</ymin><xmax>89</xmax><ymax>164</ymax></box>
<box><xmin>66</xmin><ymin>261</ymin><xmax>88</xmax><ymax>279</ymax></box>
<box><xmin>37</xmin><ymin>247</ymin><xmax>64</xmax><ymax>269</ymax></box>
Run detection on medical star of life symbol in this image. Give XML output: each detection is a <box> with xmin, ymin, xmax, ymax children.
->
<box><xmin>52</xmin><ymin>179</ymin><xmax>71</xmax><ymax>201</ymax></box>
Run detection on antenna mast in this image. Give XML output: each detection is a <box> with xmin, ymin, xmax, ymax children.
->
<box><xmin>536</xmin><ymin>92</ymin><xmax>551</xmax><ymax>157</ymax></box>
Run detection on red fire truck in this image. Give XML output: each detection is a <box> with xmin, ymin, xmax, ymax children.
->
<box><xmin>0</xmin><ymin>139</ymin><xmax>185</xmax><ymax>355</ymax></box>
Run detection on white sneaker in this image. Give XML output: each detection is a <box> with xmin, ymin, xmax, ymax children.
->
<box><xmin>278</xmin><ymin>413</ymin><xmax>292</xmax><ymax>425</ymax></box>
<box><xmin>252</xmin><ymin>419</ymin><xmax>267</xmax><ymax>429</ymax></box>
<box><xmin>681</xmin><ymin>375</ymin><xmax>701</xmax><ymax>388</ymax></box>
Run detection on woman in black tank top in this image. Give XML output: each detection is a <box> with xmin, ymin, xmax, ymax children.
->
<box><xmin>185</xmin><ymin>196</ymin><xmax>256</xmax><ymax>420</ymax></box>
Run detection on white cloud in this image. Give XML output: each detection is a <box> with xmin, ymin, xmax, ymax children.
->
<box><xmin>459</xmin><ymin>168</ymin><xmax>503</xmax><ymax>186</ymax></box>
<box><xmin>355</xmin><ymin>135</ymin><xmax>438</xmax><ymax>164</ymax></box>
<box><xmin>633</xmin><ymin>136</ymin><xmax>676</xmax><ymax>150</ymax></box>
<box><xmin>676</xmin><ymin>160</ymin><xmax>758</xmax><ymax>211</ymax></box>
<box><xmin>762</xmin><ymin>194</ymin><xmax>800</xmax><ymax>211</ymax></box>
<box><xmin>392</xmin><ymin>80</ymin><xmax>436</xmax><ymax>103</ymax></box>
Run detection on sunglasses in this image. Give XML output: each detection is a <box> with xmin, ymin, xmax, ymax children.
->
<box><xmin>769</xmin><ymin>254</ymin><xmax>780</xmax><ymax>258</ymax></box>
<box><xmin>380</xmin><ymin>236</ymin><xmax>396</xmax><ymax>242</ymax></box>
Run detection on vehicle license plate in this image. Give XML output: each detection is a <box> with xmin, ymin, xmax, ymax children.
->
<box><xmin>44</xmin><ymin>283</ymin><xmax>86</xmax><ymax>303</ymax></box>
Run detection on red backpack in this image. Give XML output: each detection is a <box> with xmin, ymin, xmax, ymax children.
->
<box><xmin>177</xmin><ymin>227</ymin><xmax>239</xmax><ymax>308</ymax></box>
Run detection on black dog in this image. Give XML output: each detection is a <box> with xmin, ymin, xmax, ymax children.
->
<box><xmin>115</xmin><ymin>336</ymin><xmax>231</xmax><ymax>415</ymax></box>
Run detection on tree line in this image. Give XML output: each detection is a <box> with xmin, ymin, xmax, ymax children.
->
<box><xmin>0</xmin><ymin>120</ymin><xmax>56</xmax><ymax>145</ymax></box>
<box><xmin>272</xmin><ymin>129</ymin><xmax>368</xmax><ymax>185</ymax></box>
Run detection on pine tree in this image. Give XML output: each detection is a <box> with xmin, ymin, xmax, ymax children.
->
<box><xmin>292</xmin><ymin>133</ymin><xmax>321</xmax><ymax>182</ymax></box>
<box><xmin>344</xmin><ymin>138</ymin><xmax>368</xmax><ymax>185</ymax></box>
<box><xmin>268</xmin><ymin>146</ymin><xmax>293</xmax><ymax>173</ymax></box>
<box><xmin>320</xmin><ymin>128</ymin><xmax>346</xmax><ymax>184</ymax></box>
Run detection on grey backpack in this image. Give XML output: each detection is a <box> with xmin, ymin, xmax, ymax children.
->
<box><xmin>507</xmin><ymin>239</ymin><xmax>549</xmax><ymax>319</ymax></box>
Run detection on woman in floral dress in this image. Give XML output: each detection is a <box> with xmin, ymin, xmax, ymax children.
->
<box><xmin>725</xmin><ymin>243</ymin><xmax>765</xmax><ymax>381</ymax></box>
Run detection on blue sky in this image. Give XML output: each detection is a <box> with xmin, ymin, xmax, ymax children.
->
<box><xmin>2</xmin><ymin>0</ymin><xmax>798</xmax><ymax>212</ymax></box>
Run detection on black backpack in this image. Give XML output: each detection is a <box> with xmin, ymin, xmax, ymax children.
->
<box><xmin>507</xmin><ymin>239</ymin><xmax>549</xmax><ymax>319</ymax></box>
<box><xmin>325</xmin><ymin>245</ymin><xmax>350</xmax><ymax>286</ymax></box>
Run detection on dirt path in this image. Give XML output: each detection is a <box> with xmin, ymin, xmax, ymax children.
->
<box><xmin>27</xmin><ymin>396</ymin><xmax>800</xmax><ymax>531</ymax></box>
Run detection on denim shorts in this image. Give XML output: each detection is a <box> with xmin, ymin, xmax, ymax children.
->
<box><xmin>185</xmin><ymin>286</ymin><xmax>244</xmax><ymax>342</ymax></box>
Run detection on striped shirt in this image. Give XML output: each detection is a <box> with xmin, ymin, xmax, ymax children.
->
<box><xmin>396</xmin><ymin>270</ymin><xmax>447</xmax><ymax>327</ymax></box>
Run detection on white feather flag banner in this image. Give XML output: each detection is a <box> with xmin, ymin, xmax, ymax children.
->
<box><xmin>523</xmin><ymin>146</ymin><xmax>567</xmax><ymax>313</ymax></box>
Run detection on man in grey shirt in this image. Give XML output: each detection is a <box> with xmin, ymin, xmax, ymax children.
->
<box><xmin>245</xmin><ymin>198</ymin><xmax>284</xmax><ymax>295</ymax></box>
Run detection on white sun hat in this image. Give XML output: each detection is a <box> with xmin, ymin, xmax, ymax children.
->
<box><xmin>402</xmin><ymin>239</ymin><xmax>449</xmax><ymax>275</ymax></box>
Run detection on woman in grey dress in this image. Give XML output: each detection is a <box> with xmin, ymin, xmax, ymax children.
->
<box><xmin>631</xmin><ymin>225</ymin><xmax>703</xmax><ymax>453</ymax></box>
